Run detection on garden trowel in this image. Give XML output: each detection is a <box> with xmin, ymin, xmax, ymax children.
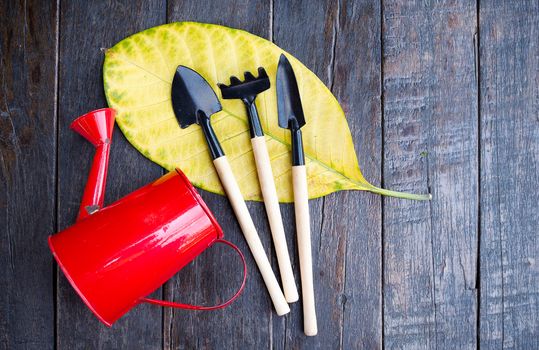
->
<box><xmin>171</xmin><ymin>66</ymin><xmax>289</xmax><ymax>316</ymax></box>
<box><xmin>276</xmin><ymin>54</ymin><xmax>318</xmax><ymax>336</ymax></box>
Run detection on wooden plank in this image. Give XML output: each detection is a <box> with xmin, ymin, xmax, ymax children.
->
<box><xmin>382</xmin><ymin>0</ymin><xmax>478</xmax><ymax>349</ymax></box>
<box><xmin>164</xmin><ymin>1</ymin><xmax>273</xmax><ymax>349</ymax></box>
<box><xmin>272</xmin><ymin>0</ymin><xmax>384</xmax><ymax>348</ymax></box>
<box><xmin>56</xmin><ymin>1</ymin><xmax>165</xmax><ymax>349</ymax></box>
<box><xmin>273</xmin><ymin>1</ymin><xmax>339</xmax><ymax>347</ymax></box>
<box><xmin>479</xmin><ymin>2</ymin><xmax>539</xmax><ymax>348</ymax></box>
<box><xmin>334</xmin><ymin>1</ymin><xmax>383</xmax><ymax>349</ymax></box>
<box><xmin>0</xmin><ymin>1</ymin><xmax>57</xmax><ymax>349</ymax></box>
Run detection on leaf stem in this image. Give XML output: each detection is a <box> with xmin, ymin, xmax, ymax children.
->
<box><xmin>366</xmin><ymin>185</ymin><xmax>432</xmax><ymax>200</ymax></box>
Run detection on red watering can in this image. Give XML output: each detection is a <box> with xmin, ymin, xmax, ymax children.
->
<box><xmin>49</xmin><ymin>108</ymin><xmax>246</xmax><ymax>327</ymax></box>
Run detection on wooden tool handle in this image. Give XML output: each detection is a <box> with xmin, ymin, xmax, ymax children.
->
<box><xmin>292</xmin><ymin>165</ymin><xmax>317</xmax><ymax>336</ymax></box>
<box><xmin>251</xmin><ymin>136</ymin><xmax>299</xmax><ymax>303</ymax></box>
<box><xmin>213</xmin><ymin>156</ymin><xmax>290</xmax><ymax>316</ymax></box>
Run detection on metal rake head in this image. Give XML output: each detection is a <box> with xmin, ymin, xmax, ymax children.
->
<box><xmin>218</xmin><ymin>67</ymin><xmax>270</xmax><ymax>100</ymax></box>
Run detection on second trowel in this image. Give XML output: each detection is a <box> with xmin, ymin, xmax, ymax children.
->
<box><xmin>171</xmin><ymin>66</ymin><xmax>289</xmax><ymax>316</ymax></box>
<box><xmin>276</xmin><ymin>54</ymin><xmax>318</xmax><ymax>336</ymax></box>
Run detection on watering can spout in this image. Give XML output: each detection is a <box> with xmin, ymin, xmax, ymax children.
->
<box><xmin>70</xmin><ymin>108</ymin><xmax>116</xmax><ymax>221</ymax></box>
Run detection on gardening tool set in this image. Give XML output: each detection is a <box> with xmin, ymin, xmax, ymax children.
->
<box><xmin>50</xmin><ymin>55</ymin><xmax>318</xmax><ymax>335</ymax></box>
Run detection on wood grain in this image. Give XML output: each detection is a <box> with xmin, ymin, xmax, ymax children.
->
<box><xmin>332</xmin><ymin>1</ymin><xmax>384</xmax><ymax>349</ymax></box>
<box><xmin>273</xmin><ymin>1</ymin><xmax>343</xmax><ymax>348</ymax></box>
<box><xmin>165</xmin><ymin>1</ymin><xmax>274</xmax><ymax>349</ymax></box>
<box><xmin>0</xmin><ymin>1</ymin><xmax>57</xmax><ymax>349</ymax></box>
<box><xmin>273</xmin><ymin>0</ymin><xmax>384</xmax><ymax>348</ymax></box>
<box><xmin>2</xmin><ymin>0</ymin><xmax>539</xmax><ymax>348</ymax></box>
<box><xmin>56</xmin><ymin>1</ymin><xmax>165</xmax><ymax>349</ymax></box>
<box><xmin>479</xmin><ymin>1</ymin><xmax>539</xmax><ymax>348</ymax></box>
<box><xmin>382</xmin><ymin>0</ymin><xmax>478</xmax><ymax>349</ymax></box>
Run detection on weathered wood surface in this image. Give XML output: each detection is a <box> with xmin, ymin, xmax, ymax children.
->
<box><xmin>479</xmin><ymin>2</ymin><xmax>539</xmax><ymax>349</ymax></box>
<box><xmin>333</xmin><ymin>2</ymin><xmax>383</xmax><ymax>348</ymax></box>
<box><xmin>56</xmin><ymin>1</ymin><xmax>165</xmax><ymax>349</ymax></box>
<box><xmin>273</xmin><ymin>0</ymin><xmax>383</xmax><ymax>348</ymax></box>
<box><xmin>1</xmin><ymin>0</ymin><xmax>538</xmax><ymax>349</ymax></box>
<box><xmin>0</xmin><ymin>1</ymin><xmax>57</xmax><ymax>349</ymax></box>
<box><xmin>273</xmin><ymin>1</ymin><xmax>347</xmax><ymax>348</ymax></box>
<box><xmin>382</xmin><ymin>0</ymin><xmax>479</xmax><ymax>349</ymax></box>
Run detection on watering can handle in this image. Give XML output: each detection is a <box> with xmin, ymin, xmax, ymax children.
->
<box><xmin>141</xmin><ymin>239</ymin><xmax>247</xmax><ymax>310</ymax></box>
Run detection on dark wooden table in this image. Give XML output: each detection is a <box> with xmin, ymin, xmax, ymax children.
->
<box><xmin>2</xmin><ymin>1</ymin><xmax>538</xmax><ymax>349</ymax></box>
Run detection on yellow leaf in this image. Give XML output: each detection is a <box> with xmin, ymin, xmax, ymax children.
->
<box><xmin>103</xmin><ymin>22</ymin><xmax>430</xmax><ymax>202</ymax></box>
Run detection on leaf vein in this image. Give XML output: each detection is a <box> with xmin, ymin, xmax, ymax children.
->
<box><xmin>108</xmin><ymin>52</ymin><xmax>171</xmax><ymax>84</ymax></box>
<box><xmin>221</xmin><ymin>107</ymin><xmax>364</xmax><ymax>189</ymax></box>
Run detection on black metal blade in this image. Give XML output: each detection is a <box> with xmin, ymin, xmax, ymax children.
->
<box><xmin>276</xmin><ymin>54</ymin><xmax>305</xmax><ymax>130</ymax></box>
<box><xmin>171</xmin><ymin>66</ymin><xmax>222</xmax><ymax>128</ymax></box>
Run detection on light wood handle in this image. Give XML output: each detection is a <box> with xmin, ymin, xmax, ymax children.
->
<box><xmin>251</xmin><ymin>136</ymin><xmax>299</xmax><ymax>303</ymax></box>
<box><xmin>213</xmin><ymin>156</ymin><xmax>290</xmax><ymax>316</ymax></box>
<box><xmin>293</xmin><ymin>165</ymin><xmax>317</xmax><ymax>336</ymax></box>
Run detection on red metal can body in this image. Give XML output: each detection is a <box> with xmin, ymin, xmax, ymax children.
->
<box><xmin>49</xmin><ymin>169</ymin><xmax>223</xmax><ymax>326</ymax></box>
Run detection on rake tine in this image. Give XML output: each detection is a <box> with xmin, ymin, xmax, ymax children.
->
<box><xmin>257</xmin><ymin>67</ymin><xmax>268</xmax><ymax>79</ymax></box>
<box><xmin>244</xmin><ymin>71</ymin><xmax>256</xmax><ymax>81</ymax></box>
<box><xmin>230</xmin><ymin>76</ymin><xmax>242</xmax><ymax>85</ymax></box>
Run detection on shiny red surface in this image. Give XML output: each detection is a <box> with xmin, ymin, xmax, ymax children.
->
<box><xmin>70</xmin><ymin>108</ymin><xmax>115</xmax><ymax>221</ymax></box>
<box><xmin>49</xmin><ymin>169</ymin><xmax>224</xmax><ymax>326</ymax></box>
